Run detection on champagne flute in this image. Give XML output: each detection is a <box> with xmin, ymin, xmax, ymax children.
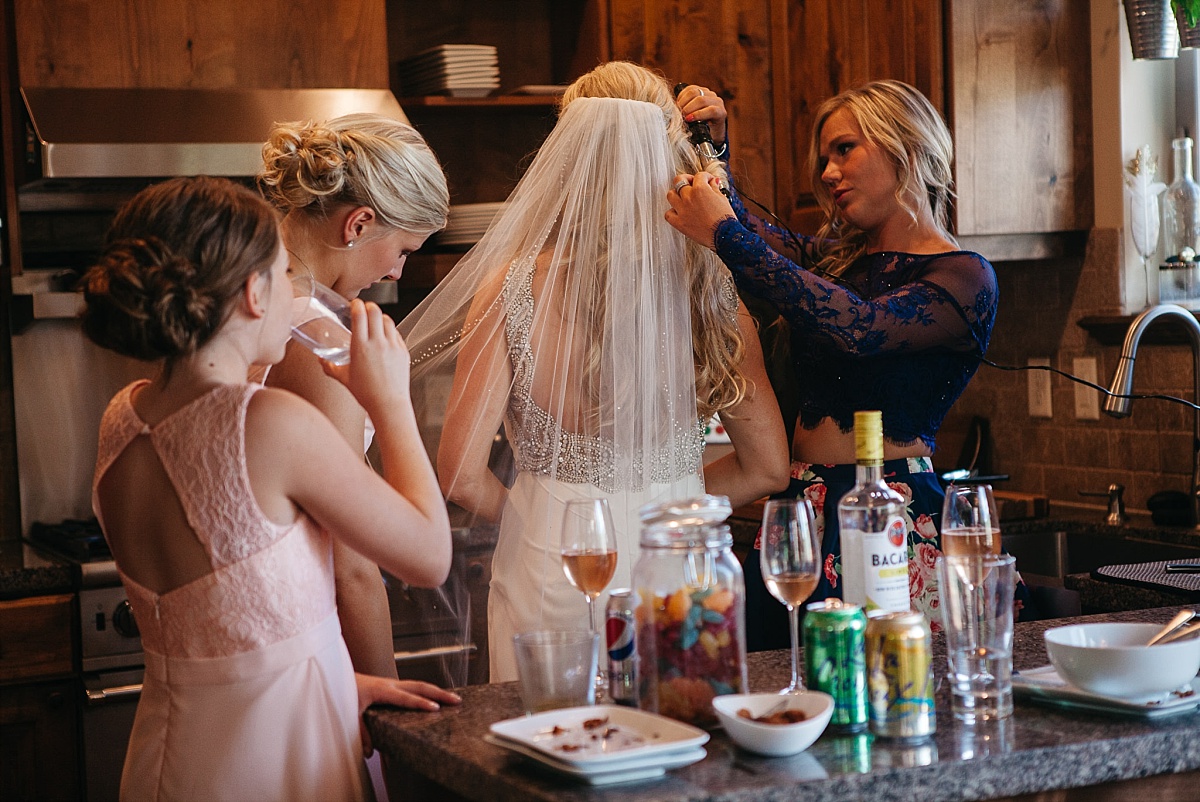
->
<box><xmin>759</xmin><ymin>498</ymin><xmax>821</xmax><ymax>694</ymax></box>
<box><xmin>941</xmin><ymin>483</ymin><xmax>1002</xmax><ymax>558</ymax></box>
<box><xmin>561</xmin><ymin>498</ymin><xmax>618</xmax><ymax>689</ymax></box>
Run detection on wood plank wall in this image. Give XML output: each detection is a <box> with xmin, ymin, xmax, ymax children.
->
<box><xmin>778</xmin><ymin>0</ymin><xmax>945</xmax><ymax>234</ymax></box>
<box><xmin>13</xmin><ymin>0</ymin><xmax>389</xmax><ymax>88</ymax></box>
<box><xmin>608</xmin><ymin>0</ymin><xmax>778</xmax><ymax>216</ymax></box>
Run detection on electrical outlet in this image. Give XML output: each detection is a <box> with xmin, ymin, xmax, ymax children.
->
<box><xmin>1028</xmin><ymin>358</ymin><xmax>1052</xmax><ymax>418</ymax></box>
<box><xmin>1073</xmin><ymin>357</ymin><xmax>1100</xmax><ymax>420</ymax></box>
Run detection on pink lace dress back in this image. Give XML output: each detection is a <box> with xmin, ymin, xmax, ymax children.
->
<box><xmin>93</xmin><ymin>381</ymin><xmax>368</xmax><ymax>802</ymax></box>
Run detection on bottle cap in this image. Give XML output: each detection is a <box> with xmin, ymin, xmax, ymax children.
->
<box><xmin>853</xmin><ymin>410</ymin><xmax>884</xmax><ymax>467</ymax></box>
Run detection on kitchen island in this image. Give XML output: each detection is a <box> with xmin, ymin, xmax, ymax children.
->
<box><xmin>367</xmin><ymin>606</ymin><xmax>1200</xmax><ymax>801</ymax></box>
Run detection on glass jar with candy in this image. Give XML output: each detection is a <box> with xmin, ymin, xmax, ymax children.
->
<box><xmin>632</xmin><ymin>495</ymin><xmax>748</xmax><ymax>727</ymax></box>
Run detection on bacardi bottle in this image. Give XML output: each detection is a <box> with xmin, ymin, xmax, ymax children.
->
<box><xmin>837</xmin><ymin>410</ymin><xmax>910</xmax><ymax>613</ymax></box>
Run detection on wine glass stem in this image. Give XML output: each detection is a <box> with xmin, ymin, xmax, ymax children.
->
<box><xmin>586</xmin><ymin>596</ymin><xmax>596</xmax><ymax>634</ymax></box>
<box><xmin>789</xmin><ymin>604</ymin><xmax>803</xmax><ymax>690</ymax></box>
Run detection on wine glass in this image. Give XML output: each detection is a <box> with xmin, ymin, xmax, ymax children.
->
<box><xmin>759</xmin><ymin>498</ymin><xmax>821</xmax><ymax>694</ymax></box>
<box><xmin>941</xmin><ymin>483</ymin><xmax>1001</xmax><ymax>558</ymax></box>
<box><xmin>561</xmin><ymin>498</ymin><xmax>618</xmax><ymax>688</ymax></box>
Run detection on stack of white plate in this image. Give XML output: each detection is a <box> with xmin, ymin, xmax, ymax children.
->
<box><xmin>397</xmin><ymin>44</ymin><xmax>500</xmax><ymax>98</ymax></box>
<box><xmin>435</xmin><ymin>202</ymin><xmax>507</xmax><ymax>247</ymax></box>
<box><xmin>484</xmin><ymin>705</ymin><xmax>708</xmax><ymax>785</ymax></box>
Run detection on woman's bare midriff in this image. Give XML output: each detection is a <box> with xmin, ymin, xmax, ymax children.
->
<box><xmin>791</xmin><ymin>417</ymin><xmax>932</xmax><ymax>466</ymax></box>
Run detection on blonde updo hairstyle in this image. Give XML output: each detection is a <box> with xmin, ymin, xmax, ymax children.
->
<box><xmin>559</xmin><ymin>61</ymin><xmax>745</xmax><ymax>420</ymax></box>
<box><xmin>258</xmin><ymin>112</ymin><xmax>449</xmax><ymax>238</ymax></box>
<box><xmin>81</xmin><ymin>176</ymin><xmax>281</xmax><ymax>371</ymax></box>
<box><xmin>807</xmin><ymin>79</ymin><xmax>956</xmax><ymax>277</ymax></box>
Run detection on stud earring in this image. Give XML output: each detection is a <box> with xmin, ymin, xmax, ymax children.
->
<box><xmin>346</xmin><ymin>240</ymin><xmax>355</xmax><ymax>249</ymax></box>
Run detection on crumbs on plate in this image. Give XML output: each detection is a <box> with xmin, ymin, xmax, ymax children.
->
<box><xmin>533</xmin><ymin>716</ymin><xmax>649</xmax><ymax>755</ymax></box>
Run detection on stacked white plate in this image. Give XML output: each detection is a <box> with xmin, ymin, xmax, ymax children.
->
<box><xmin>1013</xmin><ymin>664</ymin><xmax>1200</xmax><ymax>718</ymax></box>
<box><xmin>435</xmin><ymin>202</ymin><xmax>507</xmax><ymax>247</ymax></box>
<box><xmin>484</xmin><ymin>705</ymin><xmax>708</xmax><ymax>785</ymax></box>
<box><xmin>397</xmin><ymin>44</ymin><xmax>499</xmax><ymax>98</ymax></box>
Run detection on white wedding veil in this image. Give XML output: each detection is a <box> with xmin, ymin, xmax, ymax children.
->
<box><xmin>401</xmin><ymin>95</ymin><xmax>715</xmax><ymax>514</ymax></box>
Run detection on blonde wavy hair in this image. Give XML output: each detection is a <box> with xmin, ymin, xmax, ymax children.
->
<box><xmin>807</xmin><ymin>80</ymin><xmax>956</xmax><ymax>277</ymax></box>
<box><xmin>258</xmin><ymin>112</ymin><xmax>449</xmax><ymax>238</ymax></box>
<box><xmin>560</xmin><ymin>61</ymin><xmax>746</xmax><ymax>421</ymax></box>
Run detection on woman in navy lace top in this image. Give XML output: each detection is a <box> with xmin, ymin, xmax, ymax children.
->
<box><xmin>666</xmin><ymin>79</ymin><xmax>1011</xmax><ymax>649</ymax></box>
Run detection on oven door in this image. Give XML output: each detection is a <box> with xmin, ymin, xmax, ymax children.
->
<box><xmin>81</xmin><ymin>667</ymin><xmax>142</xmax><ymax>802</ymax></box>
<box><xmin>386</xmin><ymin>528</ymin><xmax>494</xmax><ymax>686</ymax></box>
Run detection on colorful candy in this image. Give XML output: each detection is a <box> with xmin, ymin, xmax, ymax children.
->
<box><xmin>640</xmin><ymin>585</ymin><xmax>744</xmax><ymax>726</ymax></box>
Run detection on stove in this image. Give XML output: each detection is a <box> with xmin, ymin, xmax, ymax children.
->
<box><xmin>25</xmin><ymin>519</ymin><xmax>142</xmax><ymax>802</ymax></box>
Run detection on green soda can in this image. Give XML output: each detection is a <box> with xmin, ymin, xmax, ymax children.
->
<box><xmin>802</xmin><ymin>598</ymin><xmax>868</xmax><ymax>732</ymax></box>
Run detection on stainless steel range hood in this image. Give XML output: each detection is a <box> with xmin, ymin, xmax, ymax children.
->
<box><xmin>21</xmin><ymin>87</ymin><xmax>408</xmax><ymax>181</ymax></box>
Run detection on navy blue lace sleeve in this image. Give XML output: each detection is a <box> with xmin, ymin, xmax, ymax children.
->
<box><xmin>710</xmin><ymin>212</ymin><xmax>998</xmax><ymax>450</ymax></box>
<box><xmin>714</xmin><ymin>218</ymin><xmax>997</xmax><ymax>357</ymax></box>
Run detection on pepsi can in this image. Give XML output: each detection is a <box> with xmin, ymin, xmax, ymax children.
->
<box><xmin>605</xmin><ymin>588</ymin><xmax>639</xmax><ymax>706</ymax></box>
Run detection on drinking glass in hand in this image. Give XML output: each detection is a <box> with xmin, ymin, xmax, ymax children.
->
<box><xmin>560</xmin><ymin>498</ymin><xmax>618</xmax><ymax>637</ymax></box>
<box><xmin>289</xmin><ymin>273</ymin><xmax>353</xmax><ymax>365</ymax></box>
<box><xmin>941</xmin><ymin>483</ymin><xmax>1002</xmax><ymax>558</ymax></box>
<box><xmin>759</xmin><ymin>498</ymin><xmax>821</xmax><ymax>694</ymax></box>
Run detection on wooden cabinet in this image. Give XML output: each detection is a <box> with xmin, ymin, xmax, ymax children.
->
<box><xmin>0</xmin><ymin>594</ymin><xmax>79</xmax><ymax>801</ymax></box>
<box><xmin>0</xmin><ymin>593</ymin><xmax>74</xmax><ymax>682</ymax></box>
<box><xmin>949</xmin><ymin>0</ymin><xmax>1093</xmax><ymax>240</ymax></box>
<box><xmin>0</xmin><ymin>679</ymin><xmax>80</xmax><ymax>801</ymax></box>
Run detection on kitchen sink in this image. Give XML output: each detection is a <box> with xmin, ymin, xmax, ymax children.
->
<box><xmin>999</xmin><ymin>527</ymin><xmax>1200</xmax><ymax>618</ymax></box>
<box><xmin>1001</xmin><ymin>529</ymin><xmax>1200</xmax><ymax>583</ymax></box>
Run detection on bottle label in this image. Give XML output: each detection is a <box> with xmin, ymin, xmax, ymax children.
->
<box><xmin>841</xmin><ymin>515</ymin><xmax>909</xmax><ymax>613</ymax></box>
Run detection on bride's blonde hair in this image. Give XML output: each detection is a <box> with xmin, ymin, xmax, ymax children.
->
<box><xmin>560</xmin><ymin>61</ymin><xmax>746</xmax><ymax>420</ymax></box>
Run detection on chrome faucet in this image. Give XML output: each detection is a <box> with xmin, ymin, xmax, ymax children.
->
<box><xmin>1079</xmin><ymin>483</ymin><xmax>1129</xmax><ymax>526</ymax></box>
<box><xmin>1103</xmin><ymin>304</ymin><xmax>1200</xmax><ymax>530</ymax></box>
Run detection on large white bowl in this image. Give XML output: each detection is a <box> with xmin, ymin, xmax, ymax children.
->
<box><xmin>1044</xmin><ymin>622</ymin><xmax>1200</xmax><ymax>698</ymax></box>
<box><xmin>712</xmin><ymin>691</ymin><xmax>833</xmax><ymax>757</ymax></box>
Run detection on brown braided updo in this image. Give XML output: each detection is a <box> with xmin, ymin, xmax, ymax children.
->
<box><xmin>81</xmin><ymin>176</ymin><xmax>280</xmax><ymax>365</ymax></box>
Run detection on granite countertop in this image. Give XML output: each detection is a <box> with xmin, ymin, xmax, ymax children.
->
<box><xmin>0</xmin><ymin>540</ymin><xmax>76</xmax><ymax>600</ymax></box>
<box><xmin>367</xmin><ymin>606</ymin><xmax>1200</xmax><ymax>802</ymax></box>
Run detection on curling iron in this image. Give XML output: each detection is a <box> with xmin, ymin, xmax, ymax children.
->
<box><xmin>673</xmin><ymin>82</ymin><xmax>724</xmax><ymax>162</ymax></box>
<box><xmin>673</xmin><ymin>82</ymin><xmax>730</xmax><ymax>198</ymax></box>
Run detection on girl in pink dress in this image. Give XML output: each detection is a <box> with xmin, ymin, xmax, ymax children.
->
<box><xmin>83</xmin><ymin>175</ymin><xmax>458</xmax><ymax>801</ymax></box>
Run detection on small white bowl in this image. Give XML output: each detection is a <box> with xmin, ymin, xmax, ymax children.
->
<box><xmin>1044</xmin><ymin>622</ymin><xmax>1200</xmax><ymax>698</ymax></box>
<box><xmin>712</xmin><ymin>691</ymin><xmax>834</xmax><ymax>757</ymax></box>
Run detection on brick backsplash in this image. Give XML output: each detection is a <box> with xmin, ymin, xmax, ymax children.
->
<box><xmin>941</xmin><ymin>228</ymin><xmax>1196</xmax><ymax>512</ymax></box>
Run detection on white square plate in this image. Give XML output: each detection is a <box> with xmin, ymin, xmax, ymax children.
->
<box><xmin>1013</xmin><ymin>665</ymin><xmax>1200</xmax><ymax>718</ymax></box>
<box><xmin>483</xmin><ymin>734</ymin><xmax>706</xmax><ymax>785</ymax></box>
<box><xmin>488</xmin><ymin>705</ymin><xmax>709</xmax><ymax>768</ymax></box>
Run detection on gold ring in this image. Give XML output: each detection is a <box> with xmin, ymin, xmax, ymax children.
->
<box><xmin>673</xmin><ymin>179</ymin><xmax>690</xmax><ymax>193</ymax></box>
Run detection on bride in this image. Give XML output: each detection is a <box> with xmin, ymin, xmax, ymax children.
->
<box><xmin>400</xmin><ymin>61</ymin><xmax>789</xmax><ymax>682</ymax></box>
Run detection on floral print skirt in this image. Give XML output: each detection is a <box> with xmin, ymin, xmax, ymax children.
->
<box><xmin>744</xmin><ymin>458</ymin><xmax>1031</xmax><ymax>652</ymax></box>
